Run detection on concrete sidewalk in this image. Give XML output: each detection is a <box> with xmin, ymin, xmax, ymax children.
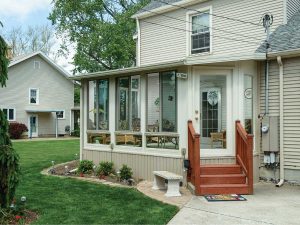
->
<box><xmin>168</xmin><ymin>183</ymin><xmax>300</xmax><ymax>225</ymax></box>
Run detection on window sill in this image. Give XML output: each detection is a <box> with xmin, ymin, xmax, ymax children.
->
<box><xmin>189</xmin><ymin>51</ymin><xmax>212</xmax><ymax>57</ymax></box>
<box><xmin>84</xmin><ymin>144</ymin><xmax>182</xmax><ymax>159</ymax></box>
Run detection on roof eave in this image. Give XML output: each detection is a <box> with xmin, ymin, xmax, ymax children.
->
<box><xmin>69</xmin><ymin>60</ymin><xmax>186</xmax><ymax>80</ymax></box>
<box><xmin>268</xmin><ymin>48</ymin><xmax>300</xmax><ymax>59</ymax></box>
<box><xmin>131</xmin><ymin>0</ymin><xmax>206</xmax><ymax>19</ymax></box>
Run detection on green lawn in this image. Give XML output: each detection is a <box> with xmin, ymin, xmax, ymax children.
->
<box><xmin>13</xmin><ymin>140</ymin><xmax>178</xmax><ymax>224</ymax></box>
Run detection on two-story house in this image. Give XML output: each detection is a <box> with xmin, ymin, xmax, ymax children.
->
<box><xmin>0</xmin><ymin>51</ymin><xmax>75</xmax><ymax>138</ymax></box>
<box><xmin>72</xmin><ymin>0</ymin><xmax>300</xmax><ymax>195</ymax></box>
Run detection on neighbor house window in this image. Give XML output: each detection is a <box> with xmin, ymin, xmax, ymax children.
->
<box><xmin>2</xmin><ymin>108</ymin><xmax>16</xmax><ymax>121</ymax></box>
<box><xmin>56</xmin><ymin>111</ymin><xmax>65</xmax><ymax>119</ymax></box>
<box><xmin>29</xmin><ymin>88</ymin><xmax>39</xmax><ymax>104</ymax></box>
<box><xmin>116</xmin><ymin>76</ymin><xmax>141</xmax><ymax>131</ymax></box>
<box><xmin>191</xmin><ymin>11</ymin><xmax>210</xmax><ymax>54</ymax></box>
<box><xmin>34</xmin><ymin>61</ymin><xmax>40</xmax><ymax>69</ymax></box>
<box><xmin>146</xmin><ymin>71</ymin><xmax>179</xmax><ymax>150</ymax></box>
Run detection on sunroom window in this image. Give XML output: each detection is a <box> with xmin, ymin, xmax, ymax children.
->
<box><xmin>87</xmin><ymin>79</ymin><xmax>110</xmax><ymax>145</ymax></box>
<box><xmin>191</xmin><ymin>11</ymin><xmax>210</xmax><ymax>54</ymax></box>
<box><xmin>146</xmin><ymin>71</ymin><xmax>179</xmax><ymax>150</ymax></box>
<box><xmin>116</xmin><ymin>76</ymin><xmax>141</xmax><ymax>131</ymax></box>
<box><xmin>116</xmin><ymin>76</ymin><xmax>141</xmax><ymax>147</ymax></box>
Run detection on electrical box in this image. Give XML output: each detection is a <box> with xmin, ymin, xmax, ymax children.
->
<box><xmin>262</xmin><ymin>116</ymin><xmax>279</xmax><ymax>152</ymax></box>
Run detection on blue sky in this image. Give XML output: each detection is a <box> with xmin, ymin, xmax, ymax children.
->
<box><xmin>0</xmin><ymin>0</ymin><xmax>74</xmax><ymax>72</ymax></box>
<box><xmin>0</xmin><ymin>0</ymin><xmax>52</xmax><ymax>30</ymax></box>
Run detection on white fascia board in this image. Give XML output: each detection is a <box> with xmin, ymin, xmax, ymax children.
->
<box><xmin>267</xmin><ymin>48</ymin><xmax>300</xmax><ymax>59</ymax></box>
<box><xmin>185</xmin><ymin>53</ymin><xmax>266</xmax><ymax>65</ymax></box>
<box><xmin>70</xmin><ymin>60</ymin><xmax>185</xmax><ymax>80</ymax></box>
<box><xmin>132</xmin><ymin>0</ymin><xmax>207</xmax><ymax>19</ymax></box>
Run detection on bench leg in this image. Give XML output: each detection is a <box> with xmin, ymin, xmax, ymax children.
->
<box><xmin>152</xmin><ymin>175</ymin><xmax>165</xmax><ymax>190</ymax></box>
<box><xmin>165</xmin><ymin>180</ymin><xmax>181</xmax><ymax>197</ymax></box>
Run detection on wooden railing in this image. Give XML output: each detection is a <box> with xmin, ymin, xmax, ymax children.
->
<box><xmin>235</xmin><ymin>120</ymin><xmax>254</xmax><ymax>194</ymax></box>
<box><xmin>187</xmin><ymin>120</ymin><xmax>201</xmax><ymax>195</ymax></box>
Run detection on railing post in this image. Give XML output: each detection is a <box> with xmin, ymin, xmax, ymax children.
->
<box><xmin>235</xmin><ymin>120</ymin><xmax>240</xmax><ymax>164</ymax></box>
<box><xmin>247</xmin><ymin>134</ymin><xmax>254</xmax><ymax>194</ymax></box>
<box><xmin>194</xmin><ymin>134</ymin><xmax>201</xmax><ymax>195</ymax></box>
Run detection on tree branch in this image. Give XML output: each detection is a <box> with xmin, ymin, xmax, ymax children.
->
<box><xmin>82</xmin><ymin>49</ymin><xmax>112</xmax><ymax>70</ymax></box>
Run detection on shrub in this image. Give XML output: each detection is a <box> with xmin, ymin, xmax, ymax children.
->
<box><xmin>65</xmin><ymin>125</ymin><xmax>70</xmax><ymax>133</ymax></box>
<box><xmin>9</xmin><ymin>122</ymin><xmax>28</xmax><ymax>139</ymax></box>
<box><xmin>120</xmin><ymin>164</ymin><xmax>133</xmax><ymax>181</ymax></box>
<box><xmin>71</xmin><ymin>129</ymin><xmax>80</xmax><ymax>137</ymax></box>
<box><xmin>77</xmin><ymin>160</ymin><xmax>94</xmax><ymax>174</ymax></box>
<box><xmin>97</xmin><ymin>161</ymin><xmax>114</xmax><ymax>176</ymax></box>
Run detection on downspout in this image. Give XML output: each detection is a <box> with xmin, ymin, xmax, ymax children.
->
<box><xmin>265</xmin><ymin>59</ymin><xmax>269</xmax><ymax>115</ymax></box>
<box><xmin>276</xmin><ymin>56</ymin><xmax>284</xmax><ymax>187</ymax></box>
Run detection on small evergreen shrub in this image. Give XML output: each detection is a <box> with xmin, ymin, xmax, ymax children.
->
<box><xmin>77</xmin><ymin>160</ymin><xmax>94</xmax><ymax>174</ymax></box>
<box><xmin>120</xmin><ymin>164</ymin><xmax>133</xmax><ymax>181</ymax></box>
<box><xmin>9</xmin><ymin>122</ymin><xmax>28</xmax><ymax>139</ymax></box>
<box><xmin>97</xmin><ymin>161</ymin><xmax>114</xmax><ymax>176</ymax></box>
<box><xmin>71</xmin><ymin>129</ymin><xmax>80</xmax><ymax>137</ymax></box>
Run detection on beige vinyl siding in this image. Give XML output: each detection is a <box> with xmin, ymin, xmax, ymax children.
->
<box><xmin>259</xmin><ymin>61</ymin><xmax>280</xmax><ymax>116</ymax></box>
<box><xmin>259</xmin><ymin>57</ymin><xmax>300</xmax><ymax>171</ymax></box>
<box><xmin>83</xmin><ymin>149</ymin><xmax>183</xmax><ymax>180</ymax></box>
<box><xmin>283</xmin><ymin>57</ymin><xmax>300</xmax><ymax>170</ymax></box>
<box><xmin>259</xmin><ymin>60</ymin><xmax>280</xmax><ymax>166</ymax></box>
<box><xmin>0</xmin><ymin>55</ymin><xmax>73</xmax><ymax>136</ymax></box>
<box><xmin>139</xmin><ymin>0</ymin><xmax>284</xmax><ymax>66</ymax></box>
<box><xmin>287</xmin><ymin>0</ymin><xmax>300</xmax><ymax>20</ymax></box>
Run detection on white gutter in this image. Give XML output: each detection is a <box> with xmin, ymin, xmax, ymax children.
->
<box><xmin>276</xmin><ymin>56</ymin><xmax>284</xmax><ymax>187</ymax></box>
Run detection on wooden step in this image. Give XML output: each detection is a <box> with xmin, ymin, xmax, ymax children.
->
<box><xmin>200</xmin><ymin>174</ymin><xmax>246</xmax><ymax>185</ymax></box>
<box><xmin>200</xmin><ymin>164</ymin><xmax>242</xmax><ymax>175</ymax></box>
<box><xmin>200</xmin><ymin>184</ymin><xmax>249</xmax><ymax>195</ymax></box>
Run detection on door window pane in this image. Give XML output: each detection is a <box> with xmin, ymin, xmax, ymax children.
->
<box><xmin>200</xmin><ymin>75</ymin><xmax>227</xmax><ymax>149</ymax></box>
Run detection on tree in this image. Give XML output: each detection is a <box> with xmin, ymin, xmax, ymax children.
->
<box><xmin>4</xmin><ymin>24</ymin><xmax>56</xmax><ymax>57</ymax></box>
<box><xmin>0</xmin><ymin>24</ymin><xmax>20</xmax><ymax>209</ymax></box>
<box><xmin>49</xmin><ymin>0</ymin><xmax>150</xmax><ymax>74</ymax></box>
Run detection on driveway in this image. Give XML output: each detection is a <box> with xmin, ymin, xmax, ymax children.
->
<box><xmin>168</xmin><ymin>183</ymin><xmax>300</xmax><ymax>225</ymax></box>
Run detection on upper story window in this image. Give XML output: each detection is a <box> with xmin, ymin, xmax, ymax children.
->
<box><xmin>191</xmin><ymin>11</ymin><xmax>210</xmax><ymax>54</ymax></box>
<box><xmin>2</xmin><ymin>108</ymin><xmax>16</xmax><ymax>121</ymax></box>
<box><xmin>29</xmin><ymin>88</ymin><xmax>39</xmax><ymax>104</ymax></box>
<box><xmin>116</xmin><ymin>76</ymin><xmax>141</xmax><ymax>131</ymax></box>
<box><xmin>56</xmin><ymin>111</ymin><xmax>65</xmax><ymax>119</ymax></box>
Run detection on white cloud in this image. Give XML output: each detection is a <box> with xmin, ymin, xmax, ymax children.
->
<box><xmin>0</xmin><ymin>0</ymin><xmax>52</xmax><ymax>18</ymax></box>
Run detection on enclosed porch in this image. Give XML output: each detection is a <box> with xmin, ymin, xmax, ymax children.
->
<box><xmin>75</xmin><ymin>60</ymin><xmax>259</xmax><ymax>194</ymax></box>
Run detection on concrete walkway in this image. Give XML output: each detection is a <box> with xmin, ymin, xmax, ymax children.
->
<box><xmin>168</xmin><ymin>182</ymin><xmax>300</xmax><ymax>225</ymax></box>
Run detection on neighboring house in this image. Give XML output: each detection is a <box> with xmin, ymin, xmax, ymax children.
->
<box><xmin>72</xmin><ymin>0</ymin><xmax>300</xmax><ymax>194</ymax></box>
<box><xmin>0</xmin><ymin>51</ymin><xmax>75</xmax><ymax>138</ymax></box>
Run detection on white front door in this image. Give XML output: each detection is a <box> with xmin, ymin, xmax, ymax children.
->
<box><xmin>193</xmin><ymin>68</ymin><xmax>233</xmax><ymax>156</ymax></box>
<box><xmin>28</xmin><ymin>115</ymin><xmax>38</xmax><ymax>138</ymax></box>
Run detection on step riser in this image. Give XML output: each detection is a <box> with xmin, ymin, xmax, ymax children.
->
<box><xmin>200</xmin><ymin>176</ymin><xmax>246</xmax><ymax>185</ymax></box>
<box><xmin>201</xmin><ymin>167</ymin><xmax>242</xmax><ymax>175</ymax></box>
<box><xmin>200</xmin><ymin>187</ymin><xmax>250</xmax><ymax>195</ymax></box>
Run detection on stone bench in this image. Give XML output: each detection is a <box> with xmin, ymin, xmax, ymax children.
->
<box><xmin>152</xmin><ymin>171</ymin><xmax>183</xmax><ymax>197</ymax></box>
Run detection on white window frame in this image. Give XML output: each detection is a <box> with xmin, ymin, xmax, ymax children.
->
<box><xmin>56</xmin><ymin>110</ymin><xmax>65</xmax><ymax>120</ymax></box>
<box><xmin>2</xmin><ymin>108</ymin><xmax>16</xmax><ymax>121</ymax></box>
<box><xmin>186</xmin><ymin>6</ymin><xmax>212</xmax><ymax>56</ymax></box>
<box><xmin>29</xmin><ymin>88</ymin><xmax>39</xmax><ymax>105</ymax></box>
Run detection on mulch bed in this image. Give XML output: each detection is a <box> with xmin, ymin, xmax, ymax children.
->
<box><xmin>49</xmin><ymin>161</ymin><xmax>136</xmax><ymax>186</ymax></box>
<box><xmin>4</xmin><ymin>210</ymin><xmax>38</xmax><ymax>225</ymax></box>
